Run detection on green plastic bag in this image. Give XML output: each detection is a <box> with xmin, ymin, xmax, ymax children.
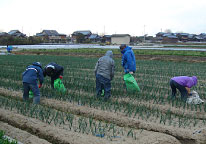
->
<box><xmin>29</xmin><ymin>90</ymin><xmax>33</xmax><ymax>98</ymax></box>
<box><xmin>101</xmin><ymin>89</ymin><xmax>104</xmax><ymax>96</ymax></box>
<box><xmin>123</xmin><ymin>73</ymin><xmax>140</xmax><ymax>92</ymax></box>
<box><xmin>54</xmin><ymin>78</ymin><xmax>66</xmax><ymax>93</ymax></box>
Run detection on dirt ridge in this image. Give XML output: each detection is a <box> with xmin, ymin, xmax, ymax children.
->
<box><xmin>0</xmin><ymin>87</ymin><xmax>204</xmax><ymax>143</ymax></box>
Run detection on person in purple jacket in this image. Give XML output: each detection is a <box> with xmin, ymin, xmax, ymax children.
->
<box><xmin>170</xmin><ymin>76</ymin><xmax>198</xmax><ymax>101</ymax></box>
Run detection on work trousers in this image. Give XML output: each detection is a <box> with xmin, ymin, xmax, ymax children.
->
<box><xmin>170</xmin><ymin>79</ymin><xmax>188</xmax><ymax>101</ymax></box>
<box><xmin>23</xmin><ymin>82</ymin><xmax>40</xmax><ymax>104</ymax></box>
<box><xmin>96</xmin><ymin>74</ymin><xmax>111</xmax><ymax>100</ymax></box>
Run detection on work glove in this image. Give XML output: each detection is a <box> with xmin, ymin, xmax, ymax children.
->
<box><xmin>38</xmin><ymin>84</ymin><xmax>42</xmax><ymax>88</ymax></box>
<box><xmin>129</xmin><ymin>71</ymin><xmax>133</xmax><ymax>74</ymax></box>
<box><xmin>59</xmin><ymin>75</ymin><xmax>63</xmax><ymax>79</ymax></box>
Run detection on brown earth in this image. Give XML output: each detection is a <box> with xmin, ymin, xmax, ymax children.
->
<box><xmin>0</xmin><ymin>87</ymin><xmax>205</xmax><ymax>144</ymax></box>
<box><xmin>0</xmin><ymin>107</ymin><xmax>183</xmax><ymax>144</ymax></box>
<box><xmin>0</xmin><ymin>121</ymin><xmax>51</xmax><ymax>144</ymax></box>
<box><xmin>12</xmin><ymin>51</ymin><xmax>206</xmax><ymax>63</ymax></box>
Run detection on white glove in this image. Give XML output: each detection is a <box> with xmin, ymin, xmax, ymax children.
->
<box><xmin>129</xmin><ymin>71</ymin><xmax>133</xmax><ymax>74</ymax></box>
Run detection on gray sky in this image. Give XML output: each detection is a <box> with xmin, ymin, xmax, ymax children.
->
<box><xmin>0</xmin><ymin>0</ymin><xmax>206</xmax><ymax>36</ymax></box>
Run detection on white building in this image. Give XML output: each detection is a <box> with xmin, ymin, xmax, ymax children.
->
<box><xmin>111</xmin><ymin>34</ymin><xmax>130</xmax><ymax>45</ymax></box>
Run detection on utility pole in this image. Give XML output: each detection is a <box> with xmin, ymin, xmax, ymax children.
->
<box><xmin>144</xmin><ymin>25</ymin><xmax>146</xmax><ymax>43</ymax></box>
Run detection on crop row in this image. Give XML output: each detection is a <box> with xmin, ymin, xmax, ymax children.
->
<box><xmin>0</xmin><ymin>55</ymin><xmax>206</xmax><ymax>127</ymax></box>
<box><xmin>0</xmin><ymin>95</ymin><xmax>142</xmax><ymax>141</ymax></box>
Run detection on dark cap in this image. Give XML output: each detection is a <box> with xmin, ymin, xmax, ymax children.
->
<box><xmin>32</xmin><ymin>62</ymin><xmax>42</xmax><ymax>68</ymax></box>
<box><xmin>120</xmin><ymin>44</ymin><xmax>126</xmax><ymax>50</ymax></box>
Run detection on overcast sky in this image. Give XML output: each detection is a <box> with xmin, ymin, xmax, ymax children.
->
<box><xmin>0</xmin><ymin>0</ymin><xmax>206</xmax><ymax>36</ymax></box>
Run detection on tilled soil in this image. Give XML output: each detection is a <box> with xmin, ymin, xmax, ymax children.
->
<box><xmin>12</xmin><ymin>51</ymin><xmax>206</xmax><ymax>63</ymax></box>
<box><xmin>0</xmin><ymin>87</ymin><xmax>205</xmax><ymax>144</ymax></box>
<box><xmin>0</xmin><ymin>121</ymin><xmax>51</xmax><ymax>144</ymax></box>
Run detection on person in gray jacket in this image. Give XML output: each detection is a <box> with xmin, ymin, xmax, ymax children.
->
<box><xmin>94</xmin><ymin>50</ymin><xmax>115</xmax><ymax>101</ymax></box>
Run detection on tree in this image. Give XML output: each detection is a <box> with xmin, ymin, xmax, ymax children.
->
<box><xmin>164</xmin><ymin>29</ymin><xmax>172</xmax><ymax>33</ymax></box>
<box><xmin>76</xmin><ymin>33</ymin><xmax>85</xmax><ymax>43</ymax></box>
<box><xmin>176</xmin><ymin>31</ymin><xmax>184</xmax><ymax>33</ymax></box>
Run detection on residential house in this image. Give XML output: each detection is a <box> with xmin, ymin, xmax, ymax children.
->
<box><xmin>162</xmin><ymin>35</ymin><xmax>178</xmax><ymax>43</ymax></box>
<box><xmin>156</xmin><ymin>32</ymin><xmax>178</xmax><ymax>43</ymax></box>
<box><xmin>162</xmin><ymin>33</ymin><xmax>178</xmax><ymax>43</ymax></box>
<box><xmin>199</xmin><ymin>33</ymin><xmax>206</xmax><ymax>41</ymax></box>
<box><xmin>36</xmin><ymin>30</ymin><xmax>66</xmax><ymax>43</ymax></box>
<box><xmin>176</xmin><ymin>33</ymin><xmax>189</xmax><ymax>42</ymax></box>
<box><xmin>0</xmin><ymin>32</ymin><xmax>9</xmax><ymax>37</ymax></box>
<box><xmin>102</xmin><ymin>35</ymin><xmax>111</xmax><ymax>44</ymax></box>
<box><xmin>8</xmin><ymin>30</ymin><xmax>26</xmax><ymax>37</ymax></box>
<box><xmin>88</xmin><ymin>34</ymin><xmax>101</xmax><ymax>43</ymax></box>
<box><xmin>71</xmin><ymin>30</ymin><xmax>92</xmax><ymax>43</ymax></box>
<box><xmin>156</xmin><ymin>32</ymin><xmax>165</xmax><ymax>38</ymax></box>
<box><xmin>111</xmin><ymin>34</ymin><xmax>130</xmax><ymax>45</ymax></box>
<box><xmin>187</xmin><ymin>34</ymin><xmax>196</xmax><ymax>41</ymax></box>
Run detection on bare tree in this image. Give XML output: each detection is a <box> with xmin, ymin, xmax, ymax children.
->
<box><xmin>176</xmin><ymin>31</ymin><xmax>184</xmax><ymax>33</ymax></box>
<box><xmin>164</xmin><ymin>29</ymin><xmax>172</xmax><ymax>33</ymax></box>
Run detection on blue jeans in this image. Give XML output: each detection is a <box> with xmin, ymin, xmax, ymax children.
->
<box><xmin>170</xmin><ymin>80</ymin><xmax>188</xmax><ymax>101</ymax></box>
<box><xmin>96</xmin><ymin>74</ymin><xmax>111</xmax><ymax>100</ymax></box>
<box><xmin>23</xmin><ymin>82</ymin><xmax>40</xmax><ymax>104</ymax></box>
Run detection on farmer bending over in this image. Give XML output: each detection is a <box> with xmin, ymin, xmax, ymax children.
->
<box><xmin>170</xmin><ymin>76</ymin><xmax>198</xmax><ymax>101</ymax></box>
<box><xmin>94</xmin><ymin>50</ymin><xmax>115</xmax><ymax>101</ymax></box>
<box><xmin>120</xmin><ymin>44</ymin><xmax>136</xmax><ymax>74</ymax></box>
<box><xmin>43</xmin><ymin>62</ymin><xmax>64</xmax><ymax>88</ymax></box>
<box><xmin>22</xmin><ymin>62</ymin><xmax>44</xmax><ymax>104</ymax></box>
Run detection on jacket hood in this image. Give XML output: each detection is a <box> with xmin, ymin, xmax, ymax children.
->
<box><xmin>191</xmin><ymin>76</ymin><xmax>198</xmax><ymax>86</ymax></box>
<box><xmin>32</xmin><ymin>62</ymin><xmax>42</xmax><ymax>68</ymax></box>
<box><xmin>105</xmin><ymin>50</ymin><xmax>113</xmax><ymax>58</ymax></box>
<box><xmin>121</xmin><ymin>46</ymin><xmax>132</xmax><ymax>54</ymax></box>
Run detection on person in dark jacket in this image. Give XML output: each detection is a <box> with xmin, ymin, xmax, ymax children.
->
<box><xmin>170</xmin><ymin>76</ymin><xmax>198</xmax><ymax>101</ymax></box>
<box><xmin>22</xmin><ymin>62</ymin><xmax>44</xmax><ymax>104</ymax></box>
<box><xmin>43</xmin><ymin>62</ymin><xmax>64</xmax><ymax>88</ymax></box>
<box><xmin>120</xmin><ymin>44</ymin><xmax>136</xmax><ymax>74</ymax></box>
<box><xmin>94</xmin><ymin>50</ymin><xmax>115</xmax><ymax>101</ymax></box>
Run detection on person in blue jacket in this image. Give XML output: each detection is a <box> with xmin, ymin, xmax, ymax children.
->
<box><xmin>22</xmin><ymin>62</ymin><xmax>44</xmax><ymax>104</ymax></box>
<box><xmin>120</xmin><ymin>44</ymin><xmax>136</xmax><ymax>74</ymax></box>
<box><xmin>7</xmin><ymin>45</ymin><xmax>13</xmax><ymax>53</ymax></box>
<box><xmin>43</xmin><ymin>62</ymin><xmax>64</xmax><ymax>88</ymax></box>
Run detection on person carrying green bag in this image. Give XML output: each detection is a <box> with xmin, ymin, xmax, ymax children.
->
<box><xmin>94</xmin><ymin>50</ymin><xmax>115</xmax><ymax>101</ymax></box>
<box><xmin>43</xmin><ymin>62</ymin><xmax>64</xmax><ymax>87</ymax></box>
<box><xmin>120</xmin><ymin>44</ymin><xmax>140</xmax><ymax>92</ymax></box>
<box><xmin>22</xmin><ymin>62</ymin><xmax>44</xmax><ymax>104</ymax></box>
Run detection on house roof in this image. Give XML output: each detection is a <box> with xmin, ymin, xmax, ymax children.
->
<box><xmin>166</xmin><ymin>35</ymin><xmax>178</xmax><ymax>39</ymax></box>
<box><xmin>103</xmin><ymin>35</ymin><xmax>111</xmax><ymax>38</ymax></box>
<box><xmin>36</xmin><ymin>30</ymin><xmax>66</xmax><ymax>37</ymax></box>
<box><xmin>156</xmin><ymin>32</ymin><xmax>165</xmax><ymax>35</ymax></box>
<box><xmin>176</xmin><ymin>33</ymin><xmax>189</xmax><ymax>36</ymax></box>
<box><xmin>8</xmin><ymin>30</ymin><xmax>26</xmax><ymax>37</ymax></box>
<box><xmin>73</xmin><ymin>30</ymin><xmax>92</xmax><ymax>36</ymax></box>
<box><xmin>111</xmin><ymin>34</ymin><xmax>130</xmax><ymax>37</ymax></box>
<box><xmin>0</xmin><ymin>32</ymin><xmax>9</xmax><ymax>36</ymax></box>
<box><xmin>42</xmin><ymin>30</ymin><xmax>59</xmax><ymax>36</ymax></box>
<box><xmin>59</xmin><ymin>33</ymin><xmax>67</xmax><ymax>36</ymax></box>
<box><xmin>8</xmin><ymin>30</ymin><xmax>21</xmax><ymax>35</ymax></box>
<box><xmin>89</xmin><ymin>34</ymin><xmax>99</xmax><ymax>39</ymax></box>
<box><xmin>194</xmin><ymin>36</ymin><xmax>203</xmax><ymax>40</ymax></box>
<box><xmin>162</xmin><ymin>33</ymin><xmax>173</xmax><ymax>37</ymax></box>
<box><xmin>188</xmin><ymin>34</ymin><xmax>196</xmax><ymax>38</ymax></box>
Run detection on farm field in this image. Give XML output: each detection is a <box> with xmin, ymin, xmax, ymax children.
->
<box><xmin>0</xmin><ymin>51</ymin><xmax>206</xmax><ymax>144</ymax></box>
